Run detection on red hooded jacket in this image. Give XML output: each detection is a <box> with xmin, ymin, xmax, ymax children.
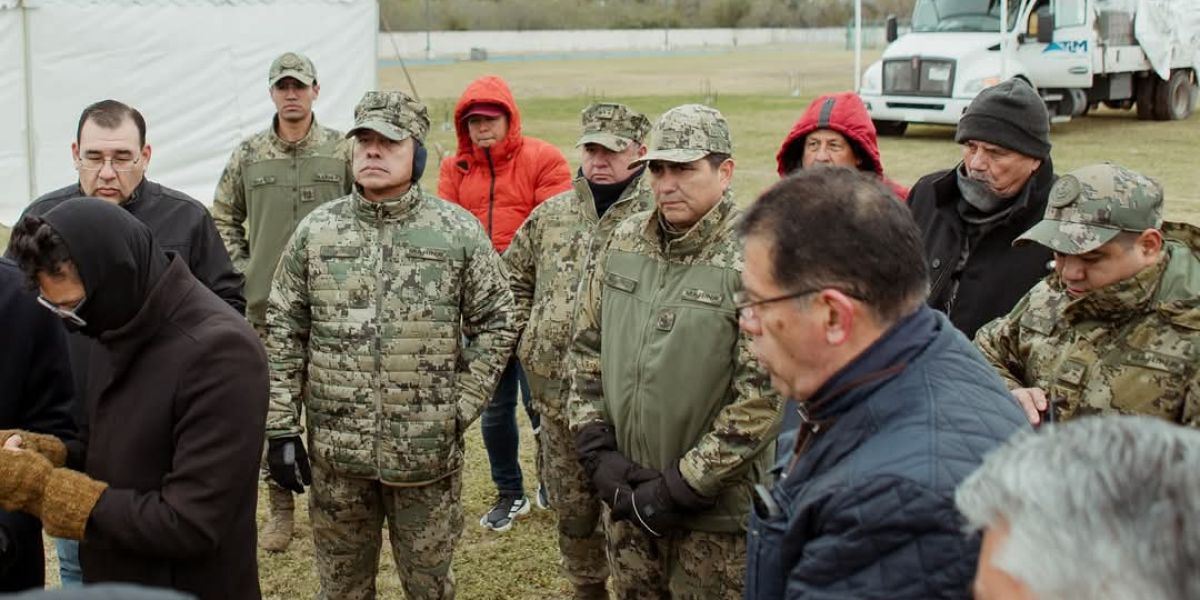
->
<box><xmin>438</xmin><ymin>76</ymin><xmax>572</xmax><ymax>252</ymax></box>
<box><xmin>776</xmin><ymin>92</ymin><xmax>909</xmax><ymax>201</ymax></box>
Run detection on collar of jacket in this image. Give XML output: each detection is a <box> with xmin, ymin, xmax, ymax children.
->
<box><xmin>571</xmin><ymin>170</ymin><xmax>647</xmax><ymax>222</ymax></box>
<box><xmin>640</xmin><ymin>190</ymin><xmax>736</xmax><ymax>257</ymax></box>
<box><xmin>352</xmin><ymin>184</ymin><xmax>422</xmax><ymax>223</ymax></box>
<box><xmin>98</xmin><ymin>254</ymin><xmax>191</xmax><ymax>365</ymax></box>
<box><xmin>934</xmin><ymin>156</ymin><xmax>1056</xmax><ymax>226</ymax></box>
<box><xmin>74</xmin><ymin>178</ymin><xmax>148</xmax><ymax>211</ymax></box>
<box><xmin>1059</xmin><ymin>248</ymin><xmax>1170</xmax><ymax>323</ymax></box>
<box><xmin>271</xmin><ymin>113</ymin><xmax>324</xmax><ymax>152</ymax></box>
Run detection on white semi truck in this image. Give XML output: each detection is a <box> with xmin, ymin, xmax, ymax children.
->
<box><xmin>858</xmin><ymin>0</ymin><xmax>1200</xmax><ymax>135</ymax></box>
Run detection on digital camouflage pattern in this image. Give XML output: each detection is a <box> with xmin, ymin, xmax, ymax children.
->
<box><xmin>269</xmin><ymin>51</ymin><xmax>317</xmax><ymax>86</ymax></box>
<box><xmin>309</xmin><ymin>461</ymin><xmax>462</xmax><ymax>599</ymax></box>
<box><xmin>566</xmin><ymin>191</ymin><xmax>782</xmax><ymax>534</ymax></box>
<box><xmin>1017</xmin><ymin>162</ymin><xmax>1164</xmax><ymax>255</ymax></box>
<box><xmin>576</xmin><ymin>102</ymin><xmax>652</xmax><ymax>152</ymax></box>
<box><xmin>348</xmin><ymin>90</ymin><xmax>430</xmax><ymax>143</ymax></box>
<box><xmin>633</xmin><ymin>103</ymin><xmax>733</xmax><ymax>165</ymax></box>
<box><xmin>976</xmin><ymin>222</ymin><xmax>1200</xmax><ymax>427</ymax></box>
<box><xmin>504</xmin><ymin>173</ymin><xmax>654</xmax><ymax>391</ymax></box>
<box><xmin>264</xmin><ymin>185</ymin><xmax>518</xmax><ymax>484</ymax></box>
<box><xmin>211</xmin><ymin>117</ymin><xmax>351</xmax><ymax>324</ymax></box>
<box><xmin>604</xmin><ymin>513</ymin><xmax>747</xmax><ymax>599</ymax></box>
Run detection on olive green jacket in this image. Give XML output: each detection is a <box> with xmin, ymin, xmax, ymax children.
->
<box><xmin>504</xmin><ymin>173</ymin><xmax>653</xmax><ymax>414</ymax></box>
<box><xmin>975</xmin><ymin>222</ymin><xmax>1200</xmax><ymax>426</ymax></box>
<box><xmin>264</xmin><ymin>185</ymin><xmax>518</xmax><ymax>485</ymax></box>
<box><xmin>567</xmin><ymin>193</ymin><xmax>782</xmax><ymax>533</ymax></box>
<box><xmin>211</xmin><ymin>116</ymin><xmax>352</xmax><ymax>324</ymax></box>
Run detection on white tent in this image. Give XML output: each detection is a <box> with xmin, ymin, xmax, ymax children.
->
<box><xmin>0</xmin><ymin>0</ymin><xmax>377</xmax><ymax>225</ymax></box>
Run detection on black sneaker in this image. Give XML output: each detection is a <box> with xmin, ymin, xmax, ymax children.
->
<box><xmin>536</xmin><ymin>482</ymin><xmax>551</xmax><ymax>510</ymax></box>
<box><xmin>479</xmin><ymin>494</ymin><xmax>530</xmax><ymax>532</ymax></box>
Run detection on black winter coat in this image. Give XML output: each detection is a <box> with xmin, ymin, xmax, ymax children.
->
<box><xmin>73</xmin><ymin>257</ymin><xmax>266</xmax><ymax>599</ymax></box>
<box><xmin>908</xmin><ymin>161</ymin><xmax>1056</xmax><ymax>339</ymax></box>
<box><xmin>0</xmin><ymin>258</ymin><xmax>75</xmax><ymax>592</ymax></box>
<box><xmin>745</xmin><ymin>308</ymin><xmax>1029</xmax><ymax>599</ymax></box>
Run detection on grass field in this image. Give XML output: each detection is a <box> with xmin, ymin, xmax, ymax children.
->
<box><xmin>44</xmin><ymin>43</ymin><xmax>1199</xmax><ymax>599</ymax></box>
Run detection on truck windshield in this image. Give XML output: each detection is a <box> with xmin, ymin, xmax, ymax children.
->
<box><xmin>911</xmin><ymin>0</ymin><xmax>1023</xmax><ymax>32</ymax></box>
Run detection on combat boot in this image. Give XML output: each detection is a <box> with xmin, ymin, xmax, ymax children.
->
<box><xmin>573</xmin><ymin>582</ymin><xmax>608</xmax><ymax>600</ymax></box>
<box><xmin>259</xmin><ymin>485</ymin><xmax>295</xmax><ymax>552</ymax></box>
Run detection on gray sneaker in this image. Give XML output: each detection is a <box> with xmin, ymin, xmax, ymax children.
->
<box><xmin>479</xmin><ymin>494</ymin><xmax>531</xmax><ymax>532</ymax></box>
<box><xmin>536</xmin><ymin>482</ymin><xmax>551</xmax><ymax>510</ymax></box>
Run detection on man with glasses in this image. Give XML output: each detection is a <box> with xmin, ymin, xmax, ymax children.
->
<box><xmin>736</xmin><ymin>168</ymin><xmax>1028</xmax><ymax>599</ymax></box>
<box><xmin>11</xmin><ymin>98</ymin><xmax>244</xmax><ymax>585</ymax></box>
<box><xmin>211</xmin><ymin>53</ymin><xmax>351</xmax><ymax>551</ymax></box>
<box><xmin>567</xmin><ymin>104</ymin><xmax>781</xmax><ymax>598</ymax></box>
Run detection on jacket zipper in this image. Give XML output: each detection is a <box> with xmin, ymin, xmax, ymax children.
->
<box><xmin>373</xmin><ymin>214</ymin><xmax>386</xmax><ymax>475</ymax></box>
<box><xmin>485</xmin><ymin>150</ymin><xmax>496</xmax><ymax>240</ymax></box>
<box><xmin>631</xmin><ymin>237</ymin><xmax>672</xmax><ymax>460</ymax></box>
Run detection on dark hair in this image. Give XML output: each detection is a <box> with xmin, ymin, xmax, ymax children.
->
<box><xmin>8</xmin><ymin>215</ymin><xmax>73</xmax><ymax>289</ymax></box>
<box><xmin>738</xmin><ymin>167</ymin><xmax>928</xmax><ymax>324</ymax></box>
<box><xmin>76</xmin><ymin>99</ymin><xmax>147</xmax><ymax>147</ymax></box>
<box><xmin>704</xmin><ymin>152</ymin><xmax>732</xmax><ymax>170</ymax></box>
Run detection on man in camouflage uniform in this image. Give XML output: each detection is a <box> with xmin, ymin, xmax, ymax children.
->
<box><xmin>264</xmin><ymin>90</ymin><xmax>517</xmax><ymax>599</ymax></box>
<box><xmin>210</xmin><ymin>51</ymin><xmax>352</xmax><ymax>551</ymax></box>
<box><xmin>976</xmin><ymin>163</ymin><xmax>1200</xmax><ymax>427</ymax></box>
<box><xmin>566</xmin><ymin>104</ymin><xmax>782</xmax><ymax>599</ymax></box>
<box><xmin>504</xmin><ymin>102</ymin><xmax>653</xmax><ymax>599</ymax></box>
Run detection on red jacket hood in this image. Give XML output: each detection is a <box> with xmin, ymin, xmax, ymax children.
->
<box><xmin>452</xmin><ymin>75</ymin><xmax>523</xmax><ymax>164</ymax></box>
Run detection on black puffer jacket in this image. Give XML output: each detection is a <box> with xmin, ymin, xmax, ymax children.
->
<box><xmin>745</xmin><ymin>307</ymin><xmax>1029</xmax><ymax>599</ymax></box>
<box><xmin>908</xmin><ymin>160</ymin><xmax>1055</xmax><ymax>339</ymax></box>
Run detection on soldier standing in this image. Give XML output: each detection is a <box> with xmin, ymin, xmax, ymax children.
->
<box><xmin>566</xmin><ymin>104</ymin><xmax>781</xmax><ymax>599</ymax></box>
<box><xmin>264</xmin><ymin>91</ymin><xmax>517</xmax><ymax>599</ymax></box>
<box><xmin>975</xmin><ymin>163</ymin><xmax>1200</xmax><ymax>427</ymax></box>
<box><xmin>210</xmin><ymin>51</ymin><xmax>352</xmax><ymax>552</ymax></box>
<box><xmin>504</xmin><ymin>102</ymin><xmax>652</xmax><ymax>599</ymax></box>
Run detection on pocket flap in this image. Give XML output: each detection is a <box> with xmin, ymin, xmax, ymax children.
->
<box><xmin>319</xmin><ymin>245</ymin><xmax>362</xmax><ymax>259</ymax></box>
<box><xmin>1122</xmin><ymin>349</ymin><xmax>1189</xmax><ymax>373</ymax></box>
<box><xmin>250</xmin><ymin>175</ymin><xmax>277</xmax><ymax>187</ymax></box>
<box><xmin>407</xmin><ymin>247</ymin><xmax>448</xmax><ymax>261</ymax></box>
<box><xmin>1019</xmin><ymin>312</ymin><xmax>1056</xmax><ymax>336</ymax></box>
<box><xmin>1055</xmin><ymin>358</ymin><xmax>1087</xmax><ymax>388</ymax></box>
<box><xmin>603</xmin><ymin>272</ymin><xmax>638</xmax><ymax>293</ymax></box>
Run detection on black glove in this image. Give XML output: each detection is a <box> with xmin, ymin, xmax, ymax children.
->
<box><xmin>627</xmin><ymin>464</ymin><xmax>717</xmax><ymax>537</ymax></box>
<box><xmin>576</xmin><ymin>423</ymin><xmax>643</xmax><ymax>507</ymax></box>
<box><xmin>267</xmin><ymin>436</ymin><xmax>312</xmax><ymax>494</ymax></box>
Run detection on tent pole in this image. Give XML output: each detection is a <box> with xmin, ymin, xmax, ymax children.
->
<box><xmin>20</xmin><ymin>0</ymin><xmax>37</xmax><ymax>202</ymax></box>
<box><xmin>854</xmin><ymin>0</ymin><xmax>862</xmax><ymax>91</ymax></box>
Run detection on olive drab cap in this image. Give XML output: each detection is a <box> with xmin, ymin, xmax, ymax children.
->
<box><xmin>269</xmin><ymin>52</ymin><xmax>317</xmax><ymax>86</ymax></box>
<box><xmin>631</xmin><ymin>104</ymin><xmax>732</xmax><ymax>167</ymax></box>
<box><xmin>346</xmin><ymin>91</ymin><xmax>430</xmax><ymax>144</ymax></box>
<box><xmin>1016</xmin><ymin>163</ymin><xmax>1164</xmax><ymax>255</ymax></box>
<box><xmin>576</xmin><ymin>103</ymin><xmax>651</xmax><ymax>151</ymax></box>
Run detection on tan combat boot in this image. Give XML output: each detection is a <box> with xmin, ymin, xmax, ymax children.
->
<box><xmin>573</xmin><ymin>582</ymin><xmax>608</xmax><ymax>600</ymax></box>
<box><xmin>259</xmin><ymin>485</ymin><xmax>295</xmax><ymax>552</ymax></box>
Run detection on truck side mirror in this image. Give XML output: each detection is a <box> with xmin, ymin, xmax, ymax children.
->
<box><xmin>886</xmin><ymin>15</ymin><xmax>898</xmax><ymax>43</ymax></box>
<box><xmin>1036</xmin><ymin>8</ymin><xmax>1053</xmax><ymax>44</ymax></box>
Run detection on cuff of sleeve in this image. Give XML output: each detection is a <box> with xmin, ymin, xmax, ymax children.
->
<box><xmin>40</xmin><ymin>469</ymin><xmax>108</xmax><ymax>540</ymax></box>
<box><xmin>677</xmin><ymin>455</ymin><xmax>720</xmax><ymax>499</ymax></box>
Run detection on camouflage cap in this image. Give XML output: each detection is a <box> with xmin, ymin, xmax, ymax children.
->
<box><xmin>1016</xmin><ymin>163</ymin><xmax>1163</xmax><ymax>254</ymax></box>
<box><xmin>269</xmin><ymin>52</ymin><xmax>316</xmax><ymax>86</ymax></box>
<box><xmin>346</xmin><ymin>91</ymin><xmax>430</xmax><ymax>144</ymax></box>
<box><xmin>630</xmin><ymin>104</ymin><xmax>733</xmax><ymax>167</ymax></box>
<box><xmin>576</xmin><ymin>103</ymin><xmax>651</xmax><ymax>151</ymax></box>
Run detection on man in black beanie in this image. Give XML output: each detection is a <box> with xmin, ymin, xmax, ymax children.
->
<box><xmin>907</xmin><ymin>78</ymin><xmax>1057</xmax><ymax>339</ymax></box>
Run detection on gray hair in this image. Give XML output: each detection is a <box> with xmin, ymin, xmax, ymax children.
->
<box><xmin>955</xmin><ymin>416</ymin><xmax>1200</xmax><ymax>600</ymax></box>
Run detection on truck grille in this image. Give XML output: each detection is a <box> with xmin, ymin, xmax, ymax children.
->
<box><xmin>883</xmin><ymin>58</ymin><xmax>955</xmax><ymax>97</ymax></box>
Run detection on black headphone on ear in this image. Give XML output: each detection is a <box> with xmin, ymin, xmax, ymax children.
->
<box><xmin>412</xmin><ymin>142</ymin><xmax>428</xmax><ymax>183</ymax></box>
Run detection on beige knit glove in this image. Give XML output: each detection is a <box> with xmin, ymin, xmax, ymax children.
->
<box><xmin>0</xmin><ymin>448</ymin><xmax>107</xmax><ymax>540</ymax></box>
<box><xmin>0</xmin><ymin>430</ymin><xmax>67</xmax><ymax>467</ymax></box>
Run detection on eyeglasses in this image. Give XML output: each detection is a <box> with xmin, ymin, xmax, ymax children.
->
<box><xmin>77</xmin><ymin>156</ymin><xmax>142</xmax><ymax>173</ymax></box>
<box><xmin>37</xmin><ymin>294</ymin><xmax>87</xmax><ymax>328</ymax></box>
<box><xmin>734</xmin><ymin>287</ymin><xmax>823</xmax><ymax>321</ymax></box>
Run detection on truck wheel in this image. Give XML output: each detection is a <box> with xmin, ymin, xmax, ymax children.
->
<box><xmin>872</xmin><ymin>120</ymin><xmax>908</xmax><ymax>136</ymax></box>
<box><xmin>1103</xmin><ymin>99</ymin><xmax>1133</xmax><ymax>110</ymax></box>
<box><xmin>1135</xmin><ymin>75</ymin><xmax>1160</xmax><ymax>120</ymax></box>
<box><xmin>1155</xmin><ymin>70</ymin><xmax>1194</xmax><ymax>121</ymax></box>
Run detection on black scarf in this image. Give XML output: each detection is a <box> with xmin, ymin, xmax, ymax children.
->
<box><xmin>41</xmin><ymin>197</ymin><xmax>169</xmax><ymax>338</ymax></box>
<box><xmin>587</xmin><ymin>167</ymin><xmax>644</xmax><ymax>218</ymax></box>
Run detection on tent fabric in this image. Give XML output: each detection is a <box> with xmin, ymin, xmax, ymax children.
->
<box><xmin>0</xmin><ymin>0</ymin><xmax>376</xmax><ymax>225</ymax></box>
<box><xmin>1134</xmin><ymin>0</ymin><xmax>1200</xmax><ymax>80</ymax></box>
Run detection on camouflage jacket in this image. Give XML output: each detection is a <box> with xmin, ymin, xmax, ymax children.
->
<box><xmin>975</xmin><ymin>222</ymin><xmax>1200</xmax><ymax>426</ymax></box>
<box><xmin>264</xmin><ymin>185</ymin><xmax>518</xmax><ymax>485</ymax></box>
<box><xmin>503</xmin><ymin>173</ymin><xmax>653</xmax><ymax>397</ymax></box>
<box><xmin>567</xmin><ymin>193</ymin><xmax>782</xmax><ymax>533</ymax></box>
<box><xmin>211</xmin><ymin>116</ymin><xmax>352</xmax><ymax>324</ymax></box>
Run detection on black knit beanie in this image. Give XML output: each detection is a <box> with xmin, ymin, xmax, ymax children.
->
<box><xmin>955</xmin><ymin>78</ymin><xmax>1051</xmax><ymax>159</ymax></box>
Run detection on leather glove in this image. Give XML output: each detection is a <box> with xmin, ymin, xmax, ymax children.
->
<box><xmin>0</xmin><ymin>449</ymin><xmax>107</xmax><ymax>540</ymax></box>
<box><xmin>576</xmin><ymin>422</ymin><xmax>643</xmax><ymax>507</ymax></box>
<box><xmin>0</xmin><ymin>430</ymin><xmax>67</xmax><ymax>467</ymax></box>
<box><xmin>627</xmin><ymin>464</ymin><xmax>717</xmax><ymax>537</ymax></box>
<box><xmin>267</xmin><ymin>436</ymin><xmax>312</xmax><ymax>494</ymax></box>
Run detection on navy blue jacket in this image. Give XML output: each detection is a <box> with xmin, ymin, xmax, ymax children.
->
<box><xmin>745</xmin><ymin>307</ymin><xmax>1028</xmax><ymax>599</ymax></box>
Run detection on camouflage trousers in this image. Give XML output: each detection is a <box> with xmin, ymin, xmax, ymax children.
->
<box><xmin>603</xmin><ymin>512</ymin><xmax>747</xmax><ymax>600</ymax></box>
<box><xmin>528</xmin><ymin>372</ymin><xmax>608</xmax><ymax>587</ymax></box>
<box><xmin>309</xmin><ymin>460</ymin><xmax>463</xmax><ymax>600</ymax></box>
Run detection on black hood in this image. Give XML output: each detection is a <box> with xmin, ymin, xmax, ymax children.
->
<box><xmin>41</xmin><ymin>197</ymin><xmax>169</xmax><ymax>338</ymax></box>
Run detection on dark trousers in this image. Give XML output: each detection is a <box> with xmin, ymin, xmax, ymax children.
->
<box><xmin>480</xmin><ymin>356</ymin><xmax>538</xmax><ymax>496</ymax></box>
<box><xmin>0</xmin><ymin>510</ymin><xmax>44</xmax><ymax>592</ymax></box>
